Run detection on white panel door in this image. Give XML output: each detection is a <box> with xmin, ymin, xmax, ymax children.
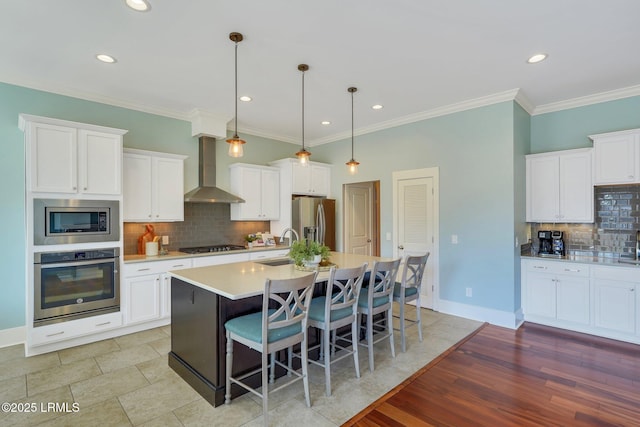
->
<box><xmin>526</xmin><ymin>155</ymin><xmax>559</xmax><ymax>222</ymax></box>
<box><xmin>593</xmin><ymin>134</ymin><xmax>639</xmax><ymax>184</ymax></box>
<box><xmin>345</xmin><ymin>183</ymin><xmax>373</xmax><ymax>255</ymax></box>
<box><xmin>559</xmin><ymin>151</ymin><xmax>593</xmax><ymax>222</ymax></box>
<box><xmin>78</xmin><ymin>129</ymin><xmax>122</xmax><ymax>195</ymax></box>
<box><xmin>123</xmin><ymin>153</ymin><xmax>153</xmax><ymax>221</ymax></box>
<box><xmin>152</xmin><ymin>156</ymin><xmax>184</xmax><ymax>221</ymax></box>
<box><xmin>393</xmin><ymin>168</ymin><xmax>438</xmax><ymax>309</ymax></box>
<box><xmin>29</xmin><ymin>122</ymin><xmax>77</xmax><ymax>193</ymax></box>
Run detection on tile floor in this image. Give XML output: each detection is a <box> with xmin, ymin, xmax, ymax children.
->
<box><xmin>0</xmin><ymin>310</ymin><xmax>481</xmax><ymax>426</ymax></box>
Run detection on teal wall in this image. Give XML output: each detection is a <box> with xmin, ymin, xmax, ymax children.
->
<box><xmin>531</xmin><ymin>96</ymin><xmax>640</xmax><ymax>153</ymax></box>
<box><xmin>513</xmin><ymin>103</ymin><xmax>531</xmax><ymax>310</ymax></box>
<box><xmin>314</xmin><ymin>102</ymin><xmax>519</xmax><ymax>312</ymax></box>
<box><xmin>0</xmin><ymin>82</ymin><xmax>293</xmax><ymax>331</ymax></box>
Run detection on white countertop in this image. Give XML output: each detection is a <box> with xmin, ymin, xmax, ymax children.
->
<box><xmin>123</xmin><ymin>245</ymin><xmax>290</xmax><ymax>264</ymax></box>
<box><xmin>167</xmin><ymin>252</ymin><xmax>393</xmax><ymax>300</ymax></box>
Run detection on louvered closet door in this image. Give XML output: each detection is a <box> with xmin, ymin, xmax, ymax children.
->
<box><xmin>397</xmin><ymin>176</ymin><xmax>434</xmax><ymax>308</ymax></box>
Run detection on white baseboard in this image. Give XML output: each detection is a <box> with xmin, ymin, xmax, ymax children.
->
<box><xmin>0</xmin><ymin>326</ymin><xmax>26</xmax><ymax>349</ymax></box>
<box><xmin>436</xmin><ymin>299</ymin><xmax>524</xmax><ymax>329</ymax></box>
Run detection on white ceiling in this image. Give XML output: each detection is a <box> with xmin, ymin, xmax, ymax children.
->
<box><xmin>2</xmin><ymin>1</ymin><xmax>640</xmax><ymax>145</ymax></box>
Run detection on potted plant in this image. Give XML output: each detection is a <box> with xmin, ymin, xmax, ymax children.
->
<box><xmin>288</xmin><ymin>240</ymin><xmax>330</xmax><ymax>267</ymax></box>
<box><xmin>245</xmin><ymin>234</ymin><xmax>258</xmax><ymax>248</ymax></box>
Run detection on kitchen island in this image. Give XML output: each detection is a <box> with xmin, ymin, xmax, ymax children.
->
<box><xmin>167</xmin><ymin>252</ymin><xmax>391</xmax><ymax>406</ymax></box>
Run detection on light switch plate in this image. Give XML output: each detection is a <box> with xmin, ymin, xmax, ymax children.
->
<box><xmin>162</xmin><ymin>235</ymin><xmax>169</xmax><ymax>245</ymax></box>
<box><xmin>451</xmin><ymin>234</ymin><xmax>458</xmax><ymax>244</ymax></box>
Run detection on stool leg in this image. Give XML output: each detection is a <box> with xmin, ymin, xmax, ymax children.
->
<box><xmin>323</xmin><ymin>325</ymin><xmax>331</xmax><ymax>396</ymax></box>
<box><xmin>351</xmin><ymin>316</ymin><xmax>360</xmax><ymax>379</ymax></box>
<box><xmin>225</xmin><ymin>332</ymin><xmax>233</xmax><ymax>404</ymax></box>
<box><xmin>367</xmin><ymin>313</ymin><xmax>374</xmax><ymax>372</ymax></box>
<box><xmin>399</xmin><ymin>301</ymin><xmax>406</xmax><ymax>352</ymax></box>
<box><xmin>262</xmin><ymin>350</ymin><xmax>269</xmax><ymax>425</ymax></box>
<box><xmin>416</xmin><ymin>295</ymin><xmax>423</xmax><ymax>343</ymax></box>
<box><xmin>388</xmin><ymin>307</ymin><xmax>396</xmax><ymax>359</ymax></box>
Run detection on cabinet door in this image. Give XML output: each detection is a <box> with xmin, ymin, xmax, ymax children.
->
<box><xmin>593</xmin><ymin>279</ymin><xmax>636</xmax><ymax>334</ymax></box>
<box><xmin>261</xmin><ymin>168</ymin><xmax>280</xmax><ymax>219</ymax></box>
<box><xmin>556</xmin><ymin>276</ymin><xmax>590</xmax><ymax>324</ymax></box>
<box><xmin>125</xmin><ymin>275</ymin><xmax>161</xmax><ymax>324</ymax></box>
<box><xmin>525</xmin><ymin>272</ymin><xmax>556</xmax><ymax>318</ymax></box>
<box><xmin>526</xmin><ymin>155</ymin><xmax>559</xmax><ymax>222</ymax></box>
<box><xmin>311</xmin><ymin>164</ymin><xmax>330</xmax><ymax>196</ymax></box>
<box><xmin>559</xmin><ymin>151</ymin><xmax>593</xmax><ymax>222</ymax></box>
<box><xmin>292</xmin><ymin>162</ymin><xmax>312</xmax><ymax>195</ymax></box>
<box><xmin>152</xmin><ymin>156</ymin><xmax>184</xmax><ymax>221</ymax></box>
<box><xmin>593</xmin><ymin>134</ymin><xmax>639</xmax><ymax>184</ymax></box>
<box><xmin>123</xmin><ymin>153</ymin><xmax>153</xmax><ymax>221</ymax></box>
<box><xmin>29</xmin><ymin>122</ymin><xmax>77</xmax><ymax>193</ymax></box>
<box><xmin>78</xmin><ymin>130</ymin><xmax>122</xmax><ymax>195</ymax></box>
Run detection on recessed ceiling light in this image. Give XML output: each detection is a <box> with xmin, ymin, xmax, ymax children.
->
<box><xmin>527</xmin><ymin>53</ymin><xmax>548</xmax><ymax>64</ymax></box>
<box><xmin>125</xmin><ymin>0</ymin><xmax>151</xmax><ymax>12</ymax></box>
<box><xmin>96</xmin><ymin>54</ymin><xmax>117</xmax><ymax>63</ymax></box>
<box><xmin>321</xmin><ymin>121</ymin><xmax>331</xmax><ymax>125</ymax></box>
<box><xmin>239</xmin><ymin>96</ymin><xmax>252</xmax><ymax>102</ymax></box>
<box><xmin>372</xmin><ymin>104</ymin><xmax>383</xmax><ymax>110</ymax></box>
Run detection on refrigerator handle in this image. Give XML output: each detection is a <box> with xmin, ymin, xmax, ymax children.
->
<box><xmin>317</xmin><ymin>202</ymin><xmax>325</xmax><ymax>245</ymax></box>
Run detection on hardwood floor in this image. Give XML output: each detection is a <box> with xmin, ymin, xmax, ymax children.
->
<box><xmin>344</xmin><ymin>322</ymin><xmax>640</xmax><ymax>426</ymax></box>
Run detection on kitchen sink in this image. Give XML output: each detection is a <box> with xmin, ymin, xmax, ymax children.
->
<box><xmin>255</xmin><ymin>258</ymin><xmax>294</xmax><ymax>266</ymax></box>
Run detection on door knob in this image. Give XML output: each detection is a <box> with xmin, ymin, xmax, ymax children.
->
<box><xmin>398</xmin><ymin>245</ymin><xmax>404</xmax><ymax>250</ymax></box>
<box><xmin>367</xmin><ymin>239</ymin><xmax>372</xmax><ymax>243</ymax></box>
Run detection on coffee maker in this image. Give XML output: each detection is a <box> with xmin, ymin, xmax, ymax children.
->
<box><xmin>552</xmin><ymin>231</ymin><xmax>565</xmax><ymax>256</ymax></box>
<box><xmin>537</xmin><ymin>230</ymin><xmax>553</xmax><ymax>256</ymax></box>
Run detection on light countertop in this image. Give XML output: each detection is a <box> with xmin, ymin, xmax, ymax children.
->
<box><xmin>521</xmin><ymin>254</ymin><xmax>640</xmax><ymax>267</ymax></box>
<box><xmin>167</xmin><ymin>251</ymin><xmax>394</xmax><ymax>300</ymax></box>
<box><xmin>123</xmin><ymin>245</ymin><xmax>290</xmax><ymax>264</ymax></box>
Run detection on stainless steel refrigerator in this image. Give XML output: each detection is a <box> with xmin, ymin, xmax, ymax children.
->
<box><xmin>292</xmin><ymin>197</ymin><xmax>336</xmax><ymax>250</ymax></box>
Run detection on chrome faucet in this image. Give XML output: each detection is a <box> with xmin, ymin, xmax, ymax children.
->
<box><xmin>279</xmin><ymin>228</ymin><xmax>300</xmax><ymax>245</ymax></box>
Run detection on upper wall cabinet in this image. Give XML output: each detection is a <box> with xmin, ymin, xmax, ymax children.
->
<box><xmin>229</xmin><ymin>163</ymin><xmax>280</xmax><ymax>221</ymax></box>
<box><xmin>526</xmin><ymin>148</ymin><xmax>594</xmax><ymax>223</ymax></box>
<box><xmin>591</xmin><ymin>128</ymin><xmax>640</xmax><ymax>185</ymax></box>
<box><xmin>269</xmin><ymin>158</ymin><xmax>331</xmax><ymax>197</ymax></box>
<box><xmin>123</xmin><ymin>148</ymin><xmax>187</xmax><ymax>222</ymax></box>
<box><xmin>20</xmin><ymin>114</ymin><xmax>127</xmax><ymax>196</ymax></box>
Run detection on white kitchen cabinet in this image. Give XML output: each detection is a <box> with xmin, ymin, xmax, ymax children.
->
<box><xmin>229</xmin><ymin>163</ymin><xmax>280</xmax><ymax>220</ymax></box>
<box><xmin>523</xmin><ymin>259</ymin><xmax>590</xmax><ymax>326</ymax></box>
<box><xmin>526</xmin><ymin>148</ymin><xmax>593</xmax><ymax>223</ymax></box>
<box><xmin>29</xmin><ymin>312</ymin><xmax>122</xmax><ymax>347</ymax></box>
<box><xmin>591</xmin><ymin>266</ymin><xmax>637</xmax><ymax>335</ymax></box>
<box><xmin>270</xmin><ymin>158</ymin><xmax>332</xmax><ymax>197</ymax></box>
<box><xmin>591</xmin><ymin>128</ymin><xmax>640</xmax><ymax>185</ymax></box>
<box><xmin>122</xmin><ymin>258</ymin><xmax>192</xmax><ymax>324</ymax></box>
<box><xmin>123</xmin><ymin>148</ymin><xmax>187</xmax><ymax>222</ymax></box>
<box><xmin>20</xmin><ymin>114</ymin><xmax>126</xmax><ymax>195</ymax></box>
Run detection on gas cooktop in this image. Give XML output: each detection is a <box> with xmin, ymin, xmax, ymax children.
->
<box><xmin>179</xmin><ymin>244</ymin><xmax>245</xmax><ymax>254</ymax></box>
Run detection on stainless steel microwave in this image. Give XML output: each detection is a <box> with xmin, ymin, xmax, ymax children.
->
<box><xmin>34</xmin><ymin>199</ymin><xmax>120</xmax><ymax>245</ymax></box>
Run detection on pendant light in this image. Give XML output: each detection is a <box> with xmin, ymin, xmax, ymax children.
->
<box><xmin>226</xmin><ymin>32</ymin><xmax>246</xmax><ymax>158</ymax></box>
<box><xmin>295</xmin><ymin>64</ymin><xmax>311</xmax><ymax>164</ymax></box>
<box><xmin>346</xmin><ymin>87</ymin><xmax>360</xmax><ymax>175</ymax></box>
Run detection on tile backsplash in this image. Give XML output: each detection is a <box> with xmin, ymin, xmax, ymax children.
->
<box><xmin>529</xmin><ymin>185</ymin><xmax>640</xmax><ymax>258</ymax></box>
<box><xmin>123</xmin><ymin>203</ymin><xmax>269</xmax><ymax>255</ymax></box>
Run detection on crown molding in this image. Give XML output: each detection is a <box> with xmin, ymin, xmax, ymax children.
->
<box><xmin>533</xmin><ymin>84</ymin><xmax>640</xmax><ymax>115</ymax></box>
<box><xmin>1</xmin><ymin>75</ymin><xmax>192</xmax><ymax>121</ymax></box>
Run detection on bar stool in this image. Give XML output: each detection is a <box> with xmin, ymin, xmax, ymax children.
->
<box><xmin>224</xmin><ymin>272</ymin><xmax>317</xmax><ymax>426</ymax></box>
<box><xmin>306</xmin><ymin>263</ymin><xmax>367</xmax><ymax>396</ymax></box>
<box><xmin>357</xmin><ymin>258</ymin><xmax>401</xmax><ymax>372</ymax></box>
<box><xmin>393</xmin><ymin>253</ymin><xmax>429</xmax><ymax>352</ymax></box>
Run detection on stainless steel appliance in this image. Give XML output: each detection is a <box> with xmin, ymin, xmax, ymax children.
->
<box><xmin>537</xmin><ymin>230</ymin><xmax>553</xmax><ymax>256</ymax></box>
<box><xmin>178</xmin><ymin>244</ymin><xmax>245</xmax><ymax>254</ymax></box>
<box><xmin>34</xmin><ymin>248</ymin><xmax>120</xmax><ymax>326</ymax></box>
<box><xmin>291</xmin><ymin>197</ymin><xmax>336</xmax><ymax>250</ymax></box>
<box><xmin>551</xmin><ymin>230</ymin><xmax>565</xmax><ymax>256</ymax></box>
<box><xmin>34</xmin><ymin>199</ymin><xmax>120</xmax><ymax>245</ymax></box>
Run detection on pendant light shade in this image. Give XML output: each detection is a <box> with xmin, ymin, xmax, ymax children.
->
<box><xmin>295</xmin><ymin>64</ymin><xmax>311</xmax><ymax>164</ymax></box>
<box><xmin>346</xmin><ymin>87</ymin><xmax>359</xmax><ymax>175</ymax></box>
<box><xmin>226</xmin><ymin>32</ymin><xmax>246</xmax><ymax>158</ymax></box>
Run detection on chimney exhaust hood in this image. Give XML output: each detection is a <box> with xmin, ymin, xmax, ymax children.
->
<box><xmin>184</xmin><ymin>136</ymin><xmax>245</xmax><ymax>203</ymax></box>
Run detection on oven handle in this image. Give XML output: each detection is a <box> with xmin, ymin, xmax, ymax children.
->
<box><xmin>37</xmin><ymin>258</ymin><xmax>118</xmax><ymax>269</ymax></box>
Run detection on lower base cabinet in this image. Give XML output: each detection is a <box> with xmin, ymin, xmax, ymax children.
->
<box><xmin>522</xmin><ymin>259</ymin><xmax>640</xmax><ymax>344</ymax></box>
<box><xmin>591</xmin><ymin>266</ymin><xmax>638</xmax><ymax>335</ymax></box>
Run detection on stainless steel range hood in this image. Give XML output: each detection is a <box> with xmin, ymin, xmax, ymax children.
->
<box><xmin>184</xmin><ymin>136</ymin><xmax>245</xmax><ymax>203</ymax></box>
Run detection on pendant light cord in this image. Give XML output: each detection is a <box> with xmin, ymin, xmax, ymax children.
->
<box><xmin>234</xmin><ymin>40</ymin><xmax>238</xmax><ymax>137</ymax></box>
<box><xmin>351</xmin><ymin>89</ymin><xmax>354</xmax><ymax>159</ymax></box>
<box><xmin>301</xmin><ymin>68</ymin><xmax>305</xmax><ymax>151</ymax></box>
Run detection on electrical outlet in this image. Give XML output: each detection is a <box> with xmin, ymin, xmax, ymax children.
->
<box><xmin>465</xmin><ymin>287</ymin><xmax>472</xmax><ymax>297</ymax></box>
<box><xmin>162</xmin><ymin>235</ymin><xmax>169</xmax><ymax>245</ymax></box>
<box><xmin>451</xmin><ymin>234</ymin><xmax>458</xmax><ymax>244</ymax></box>
<box><xmin>386</xmin><ymin>232</ymin><xmax>391</xmax><ymax>241</ymax></box>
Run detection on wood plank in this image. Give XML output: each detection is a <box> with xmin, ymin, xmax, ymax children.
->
<box><xmin>343</xmin><ymin>323</ymin><xmax>640</xmax><ymax>426</ymax></box>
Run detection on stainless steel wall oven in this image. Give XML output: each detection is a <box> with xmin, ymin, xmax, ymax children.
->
<box><xmin>34</xmin><ymin>248</ymin><xmax>120</xmax><ymax>326</ymax></box>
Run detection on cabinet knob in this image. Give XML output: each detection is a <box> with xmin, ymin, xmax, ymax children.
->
<box><xmin>148</xmin><ymin>214</ymin><xmax>152</xmax><ymax>218</ymax></box>
<box><xmin>83</xmin><ymin>187</ymin><xmax>87</xmax><ymax>190</ymax></box>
